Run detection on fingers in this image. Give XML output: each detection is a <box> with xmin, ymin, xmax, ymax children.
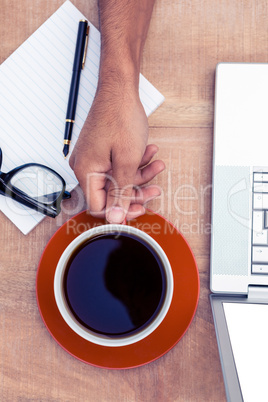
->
<box><xmin>125</xmin><ymin>204</ymin><xmax>146</xmax><ymax>221</ymax></box>
<box><xmin>71</xmin><ymin>143</ymin><xmax>164</xmax><ymax>223</ymax></box>
<box><xmin>75</xmin><ymin>161</ymin><xmax>164</xmax><ymax>221</ymax></box>
<box><xmin>123</xmin><ymin>185</ymin><xmax>162</xmax><ymax>220</ymax></box>
<box><xmin>86</xmin><ymin>184</ymin><xmax>161</xmax><ymax>220</ymax></box>
<box><xmin>135</xmin><ymin>159</ymin><xmax>165</xmax><ymax>186</ymax></box>
<box><xmin>94</xmin><ymin>148</ymin><xmax>164</xmax><ymax>223</ymax></box>
<box><xmin>131</xmin><ymin>184</ymin><xmax>162</xmax><ymax>204</ymax></box>
<box><xmin>103</xmin><ymin>159</ymin><xmax>165</xmax><ymax>194</ymax></box>
<box><xmin>105</xmin><ymin>155</ymin><xmax>139</xmax><ymax>223</ymax></box>
<box><xmin>74</xmin><ymin>167</ymin><xmax>109</xmax><ymax>217</ymax></box>
<box><xmin>139</xmin><ymin>144</ymin><xmax>159</xmax><ymax>168</ymax></box>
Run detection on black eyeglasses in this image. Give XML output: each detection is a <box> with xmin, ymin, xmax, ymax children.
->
<box><xmin>0</xmin><ymin>148</ymin><xmax>71</xmax><ymax>218</ymax></box>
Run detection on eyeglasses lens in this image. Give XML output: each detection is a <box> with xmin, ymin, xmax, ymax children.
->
<box><xmin>9</xmin><ymin>166</ymin><xmax>63</xmax><ymax>204</ymax></box>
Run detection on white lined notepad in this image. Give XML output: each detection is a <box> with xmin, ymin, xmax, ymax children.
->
<box><xmin>0</xmin><ymin>0</ymin><xmax>165</xmax><ymax>234</ymax></box>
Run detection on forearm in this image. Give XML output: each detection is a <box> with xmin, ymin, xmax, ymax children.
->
<box><xmin>98</xmin><ymin>0</ymin><xmax>156</xmax><ymax>89</ymax></box>
<box><xmin>70</xmin><ymin>0</ymin><xmax>162</xmax><ymax>223</ymax></box>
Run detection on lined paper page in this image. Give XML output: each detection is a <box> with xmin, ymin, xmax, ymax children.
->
<box><xmin>0</xmin><ymin>0</ymin><xmax>165</xmax><ymax>234</ymax></box>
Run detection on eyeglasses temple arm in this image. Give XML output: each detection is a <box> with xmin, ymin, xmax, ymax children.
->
<box><xmin>63</xmin><ymin>190</ymin><xmax>71</xmax><ymax>200</ymax></box>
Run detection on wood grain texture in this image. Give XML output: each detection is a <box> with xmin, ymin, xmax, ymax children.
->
<box><xmin>1</xmin><ymin>0</ymin><xmax>267</xmax><ymax>400</ymax></box>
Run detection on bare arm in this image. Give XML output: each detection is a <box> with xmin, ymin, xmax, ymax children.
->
<box><xmin>98</xmin><ymin>0</ymin><xmax>155</xmax><ymax>88</ymax></box>
<box><xmin>69</xmin><ymin>0</ymin><xmax>164</xmax><ymax>223</ymax></box>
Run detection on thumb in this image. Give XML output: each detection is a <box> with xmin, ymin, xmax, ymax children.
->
<box><xmin>106</xmin><ymin>157</ymin><xmax>138</xmax><ymax>224</ymax></box>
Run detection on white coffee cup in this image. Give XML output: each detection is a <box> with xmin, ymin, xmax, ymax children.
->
<box><xmin>54</xmin><ymin>224</ymin><xmax>173</xmax><ymax>347</ymax></box>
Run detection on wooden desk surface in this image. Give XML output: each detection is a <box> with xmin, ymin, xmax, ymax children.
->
<box><xmin>1</xmin><ymin>1</ymin><xmax>267</xmax><ymax>400</ymax></box>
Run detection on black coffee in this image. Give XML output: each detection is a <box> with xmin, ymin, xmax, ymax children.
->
<box><xmin>63</xmin><ymin>232</ymin><xmax>166</xmax><ymax>337</ymax></box>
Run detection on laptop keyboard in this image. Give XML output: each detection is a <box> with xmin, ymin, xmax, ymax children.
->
<box><xmin>252</xmin><ymin>171</ymin><xmax>268</xmax><ymax>274</ymax></box>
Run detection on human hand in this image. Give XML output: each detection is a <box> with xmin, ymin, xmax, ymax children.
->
<box><xmin>69</xmin><ymin>86</ymin><xmax>165</xmax><ymax>223</ymax></box>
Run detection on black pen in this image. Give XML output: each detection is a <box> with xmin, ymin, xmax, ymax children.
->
<box><xmin>63</xmin><ymin>20</ymin><xmax>89</xmax><ymax>158</ymax></box>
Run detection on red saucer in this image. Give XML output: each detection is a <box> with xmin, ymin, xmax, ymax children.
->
<box><xmin>36</xmin><ymin>210</ymin><xmax>199</xmax><ymax>369</ymax></box>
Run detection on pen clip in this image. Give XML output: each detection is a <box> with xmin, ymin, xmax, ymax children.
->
<box><xmin>82</xmin><ymin>25</ymin><xmax>90</xmax><ymax>69</ymax></box>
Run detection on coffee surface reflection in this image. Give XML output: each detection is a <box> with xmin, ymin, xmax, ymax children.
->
<box><xmin>63</xmin><ymin>232</ymin><xmax>166</xmax><ymax>337</ymax></box>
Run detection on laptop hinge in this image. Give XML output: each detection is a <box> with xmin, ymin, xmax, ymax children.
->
<box><xmin>248</xmin><ymin>285</ymin><xmax>268</xmax><ymax>301</ymax></box>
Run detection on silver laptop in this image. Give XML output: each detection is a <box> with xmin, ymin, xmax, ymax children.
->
<box><xmin>210</xmin><ymin>63</ymin><xmax>268</xmax><ymax>402</ymax></box>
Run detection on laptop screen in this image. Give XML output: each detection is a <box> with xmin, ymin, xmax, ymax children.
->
<box><xmin>210</xmin><ymin>295</ymin><xmax>268</xmax><ymax>402</ymax></box>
